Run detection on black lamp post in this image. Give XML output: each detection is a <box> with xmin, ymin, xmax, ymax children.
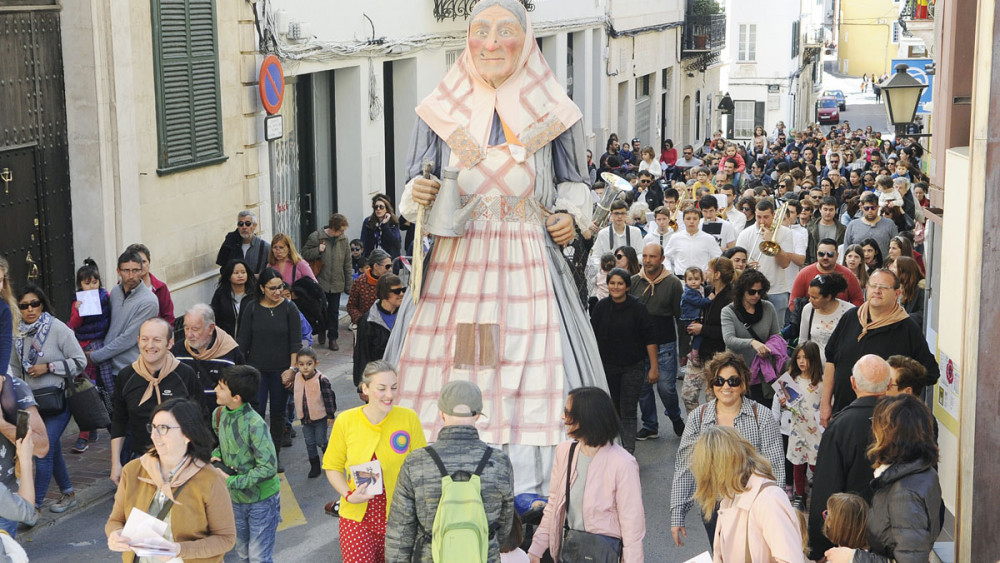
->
<box><xmin>879</xmin><ymin>63</ymin><xmax>928</xmax><ymax>138</ymax></box>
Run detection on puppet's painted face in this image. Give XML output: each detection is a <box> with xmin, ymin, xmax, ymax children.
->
<box><xmin>468</xmin><ymin>6</ymin><xmax>525</xmax><ymax>88</ymax></box>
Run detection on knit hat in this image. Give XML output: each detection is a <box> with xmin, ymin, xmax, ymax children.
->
<box><xmin>438</xmin><ymin>380</ymin><xmax>484</xmax><ymax>417</ymax></box>
<box><xmin>367</xmin><ymin>248</ymin><xmax>391</xmax><ymax>267</ymax></box>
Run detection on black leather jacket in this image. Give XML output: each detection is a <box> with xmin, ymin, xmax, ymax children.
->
<box><xmin>853</xmin><ymin>460</ymin><xmax>942</xmax><ymax>563</ymax></box>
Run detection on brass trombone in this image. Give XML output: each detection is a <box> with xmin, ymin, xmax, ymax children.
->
<box><xmin>758</xmin><ymin>201</ymin><xmax>789</xmax><ymax>257</ymax></box>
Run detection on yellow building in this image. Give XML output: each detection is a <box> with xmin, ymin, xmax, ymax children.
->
<box><xmin>836</xmin><ymin>0</ymin><xmax>899</xmax><ymax>77</ymax></box>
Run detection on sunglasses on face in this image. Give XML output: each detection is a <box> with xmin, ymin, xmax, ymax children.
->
<box><xmin>388</xmin><ymin>287</ymin><xmax>406</xmax><ymax>295</ymax></box>
<box><xmin>746</xmin><ymin>288</ymin><xmax>764</xmax><ymax>296</ymax></box>
<box><xmin>237</xmin><ymin>221</ymin><xmax>253</xmax><ymax>227</ymax></box>
<box><xmin>615</xmin><ymin>253</ymin><xmax>624</xmax><ymax>259</ymax></box>
<box><xmin>712</xmin><ymin>376</ymin><xmax>742</xmax><ymax>388</ymax></box>
<box><xmin>863</xmin><ymin>205</ymin><xmax>877</xmax><ymax>211</ymax></box>
<box><xmin>374</xmin><ymin>204</ymin><xmax>386</xmax><ymax>210</ymax></box>
<box><xmin>264</xmin><ymin>284</ymin><xmax>284</xmax><ymax>292</ymax></box>
<box><xmin>18</xmin><ymin>300</ymin><xmax>41</xmax><ymax>310</ymax></box>
<box><xmin>817</xmin><ymin>251</ymin><xmax>836</xmax><ymax>258</ymax></box>
<box><xmin>741</xmin><ymin>207</ymin><xmax>752</xmax><ymax>212</ymax></box>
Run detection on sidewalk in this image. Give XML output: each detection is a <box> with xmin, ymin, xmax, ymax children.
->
<box><xmin>19</xmin><ymin>312</ymin><xmax>358</xmax><ymax>541</ymax></box>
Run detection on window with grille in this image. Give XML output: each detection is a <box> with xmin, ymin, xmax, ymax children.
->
<box><xmin>733</xmin><ymin>101</ymin><xmax>756</xmax><ymax>139</ymax></box>
<box><xmin>738</xmin><ymin>24</ymin><xmax>756</xmax><ymax>62</ymax></box>
<box><xmin>151</xmin><ymin>0</ymin><xmax>226</xmax><ymax>174</ymax></box>
<box><xmin>445</xmin><ymin>49</ymin><xmax>462</xmax><ymax>69</ymax></box>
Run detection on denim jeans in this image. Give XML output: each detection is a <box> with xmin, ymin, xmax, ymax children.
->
<box><xmin>604</xmin><ymin>362</ymin><xmax>645</xmax><ymax>454</ymax></box>
<box><xmin>255</xmin><ymin>371</ymin><xmax>288</xmax><ymax>452</ymax></box>
<box><xmin>767</xmin><ymin>292</ymin><xmax>790</xmax><ymax>327</ymax></box>
<box><xmin>233</xmin><ymin>493</ymin><xmax>281</xmax><ymax>563</ymax></box>
<box><xmin>324</xmin><ymin>292</ymin><xmax>341</xmax><ymax>340</ymax></box>
<box><xmin>35</xmin><ymin>406</ymin><xmax>73</xmax><ymax>507</ymax></box>
<box><xmin>301</xmin><ymin>420</ymin><xmax>328</xmax><ymax>460</ymax></box>
<box><xmin>638</xmin><ymin>342</ymin><xmax>680</xmax><ymax>433</ymax></box>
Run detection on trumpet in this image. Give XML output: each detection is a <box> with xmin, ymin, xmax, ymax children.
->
<box><xmin>758</xmin><ymin>201</ymin><xmax>789</xmax><ymax>257</ymax></box>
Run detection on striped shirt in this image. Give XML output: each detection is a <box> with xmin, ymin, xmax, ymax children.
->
<box><xmin>670</xmin><ymin>398</ymin><xmax>785</xmax><ymax>528</ymax></box>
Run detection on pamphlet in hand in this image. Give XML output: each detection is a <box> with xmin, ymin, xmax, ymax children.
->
<box><xmin>349</xmin><ymin>460</ymin><xmax>384</xmax><ymax>496</ymax></box>
<box><xmin>771</xmin><ymin>373</ymin><xmax>804</xmax><ymax>407</ymax></box>
<box><xmin>682</xmin><ymin>552</ymin><xmax>713</xmax><ymax>563</ymax></box>
<box><xmin>121</xmin><ymin>507</ymin><xmax>179</xmax><ymax>558</ymax></box>
<box><xmin>76</xmin><ymin>289</ymin><xmax>102</xmax><ymax>317</ymax></box>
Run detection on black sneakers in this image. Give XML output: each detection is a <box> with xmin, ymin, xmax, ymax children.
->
<box><xmin>635</xmin><ymin>428</ymin><xmax>659</xmax><ymax>441</ymax></box>
<box><xmin>671</xmin><ymin>418</ymin><xmax>686</xmax><ymax>436</ymax></box>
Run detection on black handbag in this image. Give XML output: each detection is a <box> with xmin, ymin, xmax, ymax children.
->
<box><xmin>32</xmin><ymin>386</ymin><xmax>66</xmax><ymax>417</ymax></box>
<box><xmin>66</xmin><ymin>377</ymin><xmax>111</xmax><ymax>430</ymax></box>
<box><xmin>559</xmin><ymin>442</ymin><xmax>623</xmax><ymax>563</ymax></box>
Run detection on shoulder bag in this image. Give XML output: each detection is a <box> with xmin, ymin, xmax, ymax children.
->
<box><xmin>308</xmin><ymin>230</ymin><xmax>324</xmax><ymax>276</ymax></box>
<box><xmin>559</xmin><ymin>442</ymin><xmax>623</xmax><ymax>563</ymax></box>
<box><xmin>66</xmin><ymin>376</ymin><xmax>111</xmax><ymax>430</ymax></box>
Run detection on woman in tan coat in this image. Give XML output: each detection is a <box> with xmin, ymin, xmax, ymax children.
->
<box><xmin>106</xmin><ymin>398</ymin><xmax>235</xmax><ymax>562</ymax></box>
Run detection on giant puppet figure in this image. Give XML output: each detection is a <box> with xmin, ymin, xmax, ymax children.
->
<box><xmin>385</xmin><ymin>0</ymin><xmax>606</xmax><ymax>493</ymax></box>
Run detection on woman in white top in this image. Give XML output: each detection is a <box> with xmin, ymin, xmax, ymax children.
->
<box><xmin>798</xmin><ymin>273</ymin><xmax>853</xmax><ymax>362</ymax></box>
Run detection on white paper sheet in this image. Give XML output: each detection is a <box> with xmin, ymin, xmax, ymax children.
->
<box><xmin>121</xmin><ymin>507</ymin><xmax>178</xmax><ymax>558</ymax></box>
<box><xmin>682</xmin><ymin>551</ymin><xmax>713</xmax><ymax>563</ymax></box>
<box><xmin>76</xmin><ymin>289</ymin><xmax>102</xmax><ymax>317</ymax></box>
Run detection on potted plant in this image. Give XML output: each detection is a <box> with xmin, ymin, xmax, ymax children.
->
<box><xmin>690</xmin><ymin>0</ymin><xmax>720</xmax><ymax>48</ymax></box>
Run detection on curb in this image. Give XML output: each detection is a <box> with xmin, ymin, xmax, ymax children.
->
<box><xmin>18</xmin><ymin>477</ymin><xmax>117</xmax><ymax>543</ymax></box>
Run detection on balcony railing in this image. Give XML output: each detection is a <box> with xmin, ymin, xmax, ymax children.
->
<box><xmin>433</xmin><ymin>0</ymin><xmax>535</xmax><ymax>22</ymax></box>
<box><xmin>804</xmin><ymin>24</ymin><xmax>825</xmax><ymax>46</ymax></box>
<box><xmin>681</xmin><ymin>14</ymin><xmax>726</xmax><ymax>56</ymax></box>
<box><xmin>899</xmin><ymin>0</ymin><xmax>934</xmax><ymax>21</ymax></box>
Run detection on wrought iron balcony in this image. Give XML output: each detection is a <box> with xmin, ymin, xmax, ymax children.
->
<box><xmin>804</xmin><ymin>24</ymin><xmax>826</xmax><ymax>46</ymax></box>
<box><xmin>434</xmin><ymin>0</ymin><xmax>535</xmax><ymax>22</ymax></box>
<box><xmin>681</xmin><ymin>14</ymin><xmax>726</xmax><ymax>57</ymax></box>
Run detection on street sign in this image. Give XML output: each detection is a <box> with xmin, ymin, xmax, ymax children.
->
<box><xmin>259</xmin><ymin>55</ymin><xmax>284</xmax><ymax>115</ymax></box>
<box><xmin>890</xmin><ymin>58</ymin><xmax>933</xmax><ymax>115</ymax></box>
<box><xmin>264</xmin><ymin>114</ymin><xmax>283</xmax><ymax>142</ymax></box>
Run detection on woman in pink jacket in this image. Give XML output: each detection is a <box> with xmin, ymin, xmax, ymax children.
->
<box><xmin>528</xmin><ymin>387</ymin><xmax>645</xmax><ymax>563</ymax></box>
<box><xmin>691</xmin><ymin>426</ymin><xmax>806</xmax><ymax>562</ymax></box>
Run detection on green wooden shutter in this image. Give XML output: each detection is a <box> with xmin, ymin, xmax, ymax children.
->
<box><xmin>152</xmin><ymin>0</ymin><xmax>227</xmax><ymax>174</ymax></box>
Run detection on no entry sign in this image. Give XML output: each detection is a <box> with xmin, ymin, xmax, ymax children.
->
<box><xmin>259</xmin><ymin>55</ymin><xmax>285</xmax><ymax>115</ymax></box>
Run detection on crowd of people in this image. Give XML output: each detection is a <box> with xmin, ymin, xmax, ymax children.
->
<box><xmin>0</xmin><ymin>2</ymin><xmax>945</xmax><ymax>562</ymax></box>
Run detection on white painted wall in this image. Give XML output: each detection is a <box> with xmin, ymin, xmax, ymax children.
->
<box><xmin>722</xmin><ymin>0</ymin><xmax>808</xmax><ymax>136</ymax></box>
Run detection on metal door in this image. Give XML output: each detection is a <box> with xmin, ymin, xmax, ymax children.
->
<box><xmin>0</xmin><ymin>146</ymin><xmax>44</xmax><ymax>290</ymax></box>
<box><xmin>269</xmin><ymin>80</ymin><xmax>301</xmax><ymax>248</ymax></box>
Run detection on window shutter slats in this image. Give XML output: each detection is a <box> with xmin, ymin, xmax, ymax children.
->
<box><xmin>153</xmin><ymin>0</ymin><xmax>225</xmax><ymax>173</ymax></box>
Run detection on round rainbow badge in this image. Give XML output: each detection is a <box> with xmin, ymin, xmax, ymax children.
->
<box><xmin>390</xmin><ymin>431</ymin><xmax>411</xmax><ymax>454</ymax></box>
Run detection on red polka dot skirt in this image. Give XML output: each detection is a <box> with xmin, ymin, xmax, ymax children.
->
<box><xmin>339</xmin><ymin>455</ymin><xmax>387</xmax><ymax>563</ymax></box>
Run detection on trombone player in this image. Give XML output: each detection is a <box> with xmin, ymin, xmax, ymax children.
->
<box><xmin>735</xmin><ymin>198</ymin><xmax>795</xmax><ymax>325</ymax></box>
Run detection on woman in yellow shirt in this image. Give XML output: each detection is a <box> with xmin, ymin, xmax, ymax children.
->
<box><xmin>324</xmin><ymin>360</ymin><xmax>426</xmax><ymax>562</ymax></box>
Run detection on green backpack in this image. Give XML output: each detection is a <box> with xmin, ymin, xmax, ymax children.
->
<box><xmin>426</xmin><ymin>446</ymin><xmax>493</xmax><ymax>563</ymax></box>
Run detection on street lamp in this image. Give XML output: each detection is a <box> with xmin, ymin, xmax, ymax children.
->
<box><xmin>880</xmin><ymin>63</ymin><xmax>928</xmax><ymax>137</ymax></box>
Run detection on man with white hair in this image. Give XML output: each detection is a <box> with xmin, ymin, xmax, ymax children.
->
<box><xmin>807</xmin><ymin>354</ymin><xmax>890</xmax><ymax>559</ymax></box>
<box><xmin>216</xmin><ymin>210</ymin><xmax>271</xmax><ymax>274</ymax></box>
<box><xmin>172</xmin><ymin>304</ymin><xmax>245</xmax><ymax>417</ymax></box>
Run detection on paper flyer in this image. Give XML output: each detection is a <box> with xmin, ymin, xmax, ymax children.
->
<box><xmin>349</xmin><ymin>460</ymin><xmax>384</xmax><ymax>496</ymax></box>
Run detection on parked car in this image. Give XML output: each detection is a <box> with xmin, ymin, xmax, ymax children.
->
<box><xmin>816</xmin><ymin>96</ymin><xmax>840</xmax><ymax>124</ymax></box>
<box><xmin>823</xmin><ymin>89</ymin><xmax>847</xmax><ymax>110</ymax></box>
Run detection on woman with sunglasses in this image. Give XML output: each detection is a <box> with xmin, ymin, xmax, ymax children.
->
<box><xmin>237</xmin><ymin>268</ymin><xmax>303</xmax><ymax>472</ymax></box>
<box><xmin>9</xmin><ymin>284</ymin><xmax>86</xmax><ymax>513</ymax></box>
<box><xmin>670</xmin><ymin>351</ymin><xmax>785</xmax><ymax>548</ymax></box>
<box><xmin>613</xmin><ymin>246</ymin><xmax>640</xmax><ymax>276</ymax></box>
<box><xmin>361</xmin><ymin>194</ymin><xmax>402</xmax><ymax>259</ymax></box>
<box><xmin>720</xmin><ymin>269</ymin><xmax>782</xmax><ymax>405</ymax></box>
<box><xmin>352</xmin><ymin>275</ymin><xmax>405</xmax><ymax>387</ymax></box>
<box><xmin>107</xmin><ymin>398</ymin><xmax>236</xmax><ymax>561</ymax></box>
